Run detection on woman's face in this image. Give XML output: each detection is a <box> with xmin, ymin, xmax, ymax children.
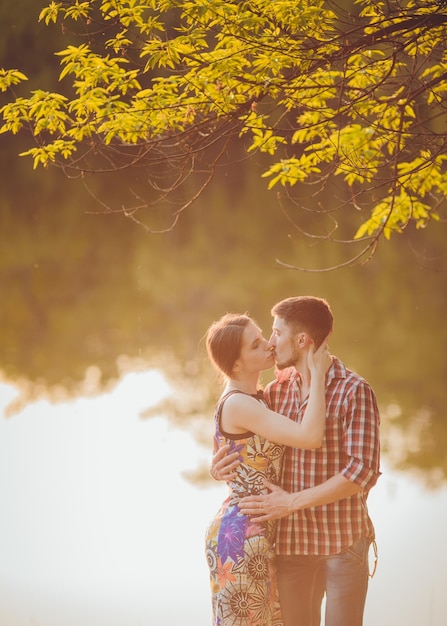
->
<box><xmin>236</xmin><ymin>321</ymin><xmax>274</xmax><ymax>374</ymax></box>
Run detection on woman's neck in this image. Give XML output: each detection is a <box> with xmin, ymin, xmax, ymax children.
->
<box><xmin>225</xmin><ymin>376</ymin><xmax>259</xmax><ymax>396</ymax></box>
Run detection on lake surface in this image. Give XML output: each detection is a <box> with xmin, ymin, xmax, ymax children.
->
<box><xmin>0</xmin><ymin>371</ymin><xmax>446</xmax><ymax>626</ymax></box>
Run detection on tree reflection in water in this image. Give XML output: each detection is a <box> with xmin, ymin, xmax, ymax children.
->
<box><xmin>1</xmin><ymin>148</ymin><xmax>446</xmax><ymax>484</ymax></box>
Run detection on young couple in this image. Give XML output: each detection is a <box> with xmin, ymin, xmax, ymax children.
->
<box><xmin>205</xmin><ymin>296</ymin><xmax>381</xmax><ymax>626</ymax></box>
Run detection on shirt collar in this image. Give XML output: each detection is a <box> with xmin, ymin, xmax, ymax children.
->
<box><xmin>327</xmin><ymin>356</ymin><xmax>346</xmax><ymax>384</ymax></box>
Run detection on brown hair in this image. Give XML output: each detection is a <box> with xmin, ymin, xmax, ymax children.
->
<box><xmin>206</xmin><ymin>313</ymin><xmax>251</xmax><ymax>379</ymax></box>
<box><xmin>272</xmin><ymin>296</ymin><xmax>333</xmax><ymax>347</ymax></box>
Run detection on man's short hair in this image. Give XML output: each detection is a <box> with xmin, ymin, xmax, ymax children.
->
<box><xmin>272</xmin><ymin>296</ymin><xmax>333</xmax><ymax>347</ymax></box>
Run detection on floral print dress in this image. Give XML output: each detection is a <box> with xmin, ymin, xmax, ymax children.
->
<box><xmin>205</xmin><ymin>391</ymin><xmax>284</xmax><ymax>626</ymax></box>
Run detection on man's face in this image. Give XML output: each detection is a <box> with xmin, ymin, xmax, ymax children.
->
<box><xmin>269</xmin><ymin>316</ymin><xmax>299</xmax><ymax>370</ymax></box>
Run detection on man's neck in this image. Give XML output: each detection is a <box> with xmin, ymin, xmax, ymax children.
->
<box><xmin>294</xmin><ymin>355</ymin><xmax>311</xmax><ymax>398</ymax></box>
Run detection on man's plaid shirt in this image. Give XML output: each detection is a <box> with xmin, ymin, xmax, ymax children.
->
<box><xmin>264</xmin><ymin>357</ymin><xmax>381</xmax><ymax>556</ymax></box>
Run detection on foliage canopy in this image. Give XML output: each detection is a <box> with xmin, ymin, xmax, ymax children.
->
<box><xmin>1</xmin><ymin>0</ymin><xmax>447</xmax><ymax>266</ymax></box>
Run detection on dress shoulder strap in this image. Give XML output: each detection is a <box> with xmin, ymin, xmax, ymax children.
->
<box><xmin>215</xmin><ymin>390</ymin><xmax>244</xmax><ymax>425</ymax></box>
<box><xmin>215</xmin><ymin>390</ymin><xmax>260</xmax><ymax>439</ymax></box>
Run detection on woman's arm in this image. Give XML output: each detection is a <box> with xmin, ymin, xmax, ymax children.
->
<box><xmin>222</xmin><ymin>340</ymin><xmax>331</xmax><ymax>449</ymax></box>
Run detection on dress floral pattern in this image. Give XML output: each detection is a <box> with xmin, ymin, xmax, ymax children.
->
<box><xmin>205</xmin><ymin>391</ymin><xmax>284</xmax><ymax>626</ymax></box>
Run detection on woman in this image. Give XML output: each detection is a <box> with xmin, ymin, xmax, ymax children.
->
<box><xmin>204</xmin><ymin>313</ymin><xmax>330</xmax><ymax>626</ymax></box>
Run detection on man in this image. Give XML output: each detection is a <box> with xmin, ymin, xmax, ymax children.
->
<box><xmin>211</xmin><ymin>296</ymin><xmax>381</xmax><ymax>626</ymax></box>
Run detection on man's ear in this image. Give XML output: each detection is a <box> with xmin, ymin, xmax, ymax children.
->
<box><xmin>297</xmin><ymin>332</ymin><xmax>309</xmax><ymax>349</ymax></box>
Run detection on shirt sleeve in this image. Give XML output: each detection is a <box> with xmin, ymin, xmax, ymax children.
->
<box><xmin>341</xmin><ymin>380</ymin><xmax>381</xmax><ymax>490</ymax></box>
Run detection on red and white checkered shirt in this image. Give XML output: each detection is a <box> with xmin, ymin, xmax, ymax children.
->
<box><xmin>264</xmin><ymin>357</ymin><xmax>381</xmax><ymax>556</ymax></box>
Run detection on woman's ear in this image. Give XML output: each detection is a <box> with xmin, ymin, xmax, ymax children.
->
<box><xmin>233</xmin><ymin>360</ymin><xmax>243</xmax><ymax>374</ymax></box>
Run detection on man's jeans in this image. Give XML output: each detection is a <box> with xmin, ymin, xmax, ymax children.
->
<box><xmin>276</xmin><ymin>536</ymin><xmax>371</xmax><ymax>626</ymax></box>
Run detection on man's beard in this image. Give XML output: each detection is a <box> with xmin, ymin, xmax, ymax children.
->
<box><xmin>274</xmin><ymin>347</ymin><xmax>299</xmax><ymax>370</ymax></box>
<box><xmin>275</xmin><ymin>358</ymin><xmax>295</xmax><ymax>370</ymax></box>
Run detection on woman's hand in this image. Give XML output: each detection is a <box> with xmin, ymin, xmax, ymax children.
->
<box><xmin>307</xmin><ymin>333</ymin><xmax>333</xmax><ymax>378</ymax></box>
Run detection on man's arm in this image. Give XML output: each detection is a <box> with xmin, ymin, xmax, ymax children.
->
<box><xmin>239</xmin><ymin>377</ymin><xmax>381</xmax><ymax>521</ymax></box>
<box><xmin>238</xmin><ymin>473</ymin><xmax>362</xmax><ymax>522</ymax></box>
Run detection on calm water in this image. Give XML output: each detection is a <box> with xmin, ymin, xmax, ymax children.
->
<box><xmin>0</xmin><ymin>371</ymin><xmax>446</xmax><ymax>626</ymax></box>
